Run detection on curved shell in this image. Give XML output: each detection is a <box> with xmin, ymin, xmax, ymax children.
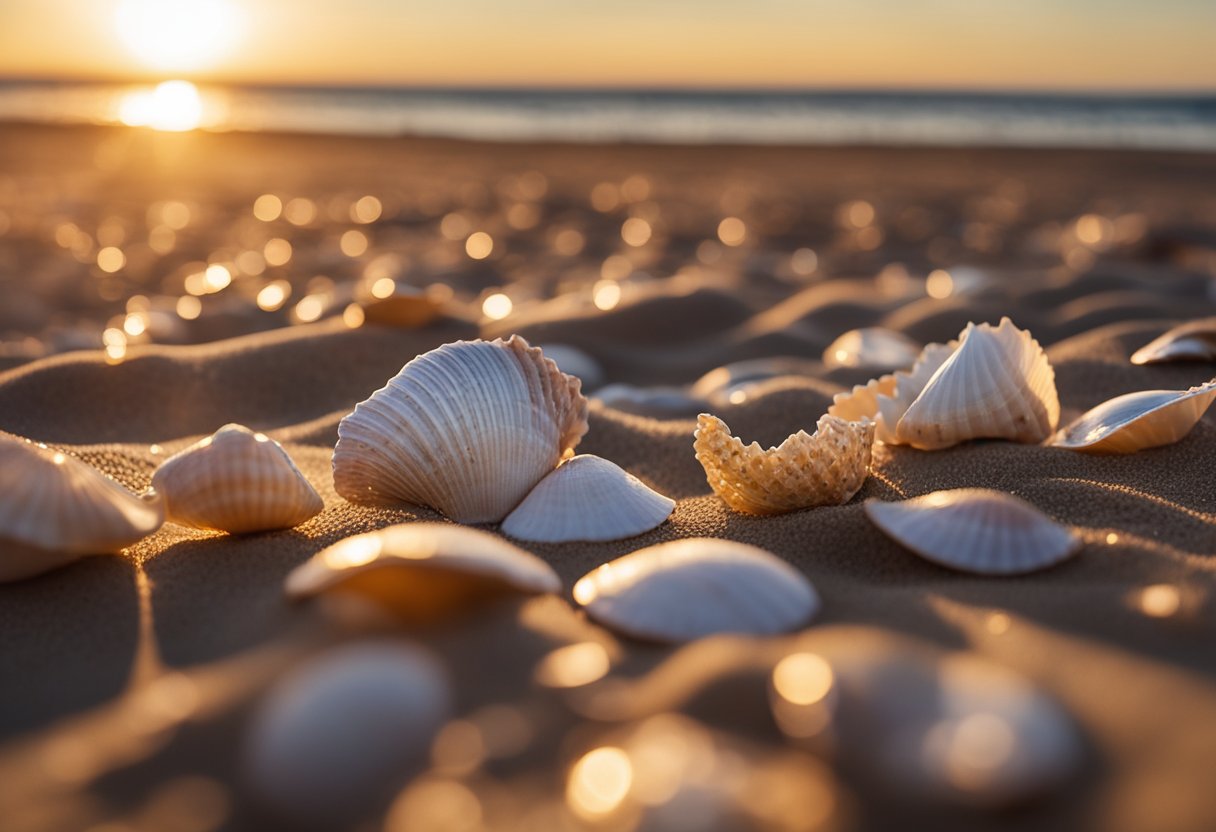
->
<box><xmin>244</xmin><ymin>642</ymin><xmax>450</xmax><ymax>827</ymax></box>
<box><xmin>693</xmin><ymin>413</ymin><xmax>874</xmax><ymax>515</ymax></box>
<box><xmin>0</xmin><ymin>433</ymin><xmax>164</xmax><ymax>581</ymax></box>
<box><xmin>1050</xmin><ymin>380</ymin><xmax>1216</xmax><ymax>453</ymax></box>
<box><xmin>286</xmin><ymin>523</ymin><xmax>560</xmax><ymax>621</ymax></box>
<box><xmin>822</xmin><ymin>327</ymin><xmax>922</xmax><ymax>371</ymax></box>
<box><xmin>1130</xmin><ymin>318</ymin><xmax>1216</xmax><ymax>365</ymax></box>
<box><xmin>573</xmin><ymin>538</ymin><xmax>819</xmax><ymax>643</ymax></box>
<box><xmin>151</xmin><ymin>424</ymin><xmax>323</xmax><ymax>534</ymax></box>
<box><xmin>865</xmin><ymin>489</ymin><xmax>1081</xmax><ymax>575</ymax></box>
<box><xmin>332</xmin><ymin>336</ymin><xmax>588</xmax><ymax>523</ymax></box>
<box><xmin>501</xmin><ymin>454</ymin><xmax>674</xmax><ymax>543</ymax></box>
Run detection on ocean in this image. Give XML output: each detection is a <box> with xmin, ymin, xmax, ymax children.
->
<box><xmin>1</xmin><ymin>80</ymin><xmax>1214</xmax><ymax>150</ymax></box>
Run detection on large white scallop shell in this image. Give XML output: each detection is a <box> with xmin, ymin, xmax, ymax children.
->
<box><xmin>1130</xmin><ymin>318</ymin><xmax>1216</xmax><ymax>365</ymax></box>
<box><xmin>864</xmin><ymin>489</ymin><xmax>1081</xmax><ymax>575</ymax></box>
<box><xmin>822</xmin><ymin>327</ymin><xmax>922</xmax><ymax>371</ymax></box>
<box><xmin>1050</xmin><ymin>380</ymin><xmax>1216</xmax><ymax>453</ymax></box>
<box><xmin>150</xmin><ymin>424</ymin><xmax>323</xmax><ymax>534</ymax></box>
<box><xmin>693</xmin><ymin>413</ymin><xmax>874</xmax><ymax>515</ymax></box>
<box><xmin>332</xmin><ymin>336</ymin><xmax>588</xmax><ymax>523</ymax></box>
<box><xmin>0</xmin><ymin>433</ymin><xmax>164</xmax><ymax>582</ymax></box>
<box><xmin>285</xmin><ymin>523</ymin><xmax>560</xmax><ymax>621</ymax></box>
<box><xmin>501</xmin><ymin>454</ymin><xmax>674</xmax><ymax>543</ymax></box>
<box><xmin>573</xmin><ymin>538</ymin><xmax>819</xmax><ymax>643</ymax></box>
<box><xmin>244</xmin><ymin>642</ymin><xmax>450</xmax><ymax>827</ymax></box>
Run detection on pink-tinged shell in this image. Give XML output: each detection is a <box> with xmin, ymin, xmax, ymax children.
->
<box><xmin>332</xmin><ymin>336</ymin><xmax>589</xmax><ymax>523</ymax></box>
<box><xmin>1130</xmin><ymin>319</ymin><xmax>1216</xmax><ymax>365</ymax></box>
<box><xmin>865</xmin><ymin>489</ymin><xmax>1080</xmax><ymax>575</ymax></box>
<box><xmin>151</xmin><ymin>424</ymin><xmax>322</xmax><ymax>534</ymax></box>
<box><xmin>573</xmin><ymin>538</ymin><xmax>819</xmax><ymax>643</ymax></box>
<box><xmin>694</xmin><ymin>412</ymin><xmax>873</xmax><ymax>515</ymax></box>
<box><xmin>501</xmin><ymin>454</ymin><xmax>674</xmax><ymax>543</ymax></box>
<box><xmin>0</xmin><ymin>433</ymin><xmax>164</xmax><ymax>581</ymax></box>
<box><xmin>1050</xmin><ymin>379</ymin><xmax>1216</xmax><ymax>453</ymax></box>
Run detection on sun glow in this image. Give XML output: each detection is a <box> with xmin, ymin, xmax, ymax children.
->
<box><xmin>119</xmin><ymin>81</ymin><xmax>208</xmax><ymax>131</ymax></box>
<box><xmin>116</xmin><ymin>0</ymin><xmax>244</xmax><ymax>72</ymax></box>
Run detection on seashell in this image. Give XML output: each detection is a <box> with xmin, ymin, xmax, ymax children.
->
<box><xmin>501</xmin><ymin>454</ymin><xmax>674</xmax><ymax>543</ymax></box>
<box><xmin>539</xmin><ymin>343</ymin><xmax>606</xmax><ymax>391</ymax></box>
<box><xmin>593</xmin><ymin>383</ymin><xmax>707</xmax><ymax>419</ymax></box>
<box><xmin>822</xmin><ymin>327</ymin><xmax>922</xmax><ymax>371</ymax></box>
<box><xmin>357</xmin><ymin>280</ymin><xmax>445</xmax><ymax>328</ymax></box>
<box><xmin>828</xmin><ymin>318</ymin><xmax>1058</xmax><ymax>450</ymax></box>
<box><xmin>690</xmin><ymin>357</ymin><xmax>821</xmax><ymax>407</ymax></box>
<box><xmin>1050</xmin><ymin>379</ymin><xmax>1216</xmax><ymax>454</ymax></box>
<box><xmin>573</xmin><ymin>538</ymin><xmax>819</xmax><ymax>643</ymax></box>
<box><xmin>693</xmin><ymin>413</ymin><xmax>874</xmax><ymax>515</ymax></box>
<box><xmin>332</xmin><ymin>336</ymin><xmax>588</xmax><ymax>523</ymax></box>
<box><xmin>244</xmin><ymin>641</ymin><xmax>450</xmax><ymax>827</ymax></box>
<box><xmin>285</xmin><ymin>522</ymin><xmax>561</xmax><ymax>621</ymax></box>
<box><xmin>0</xmin><ymin>433</ymin><xmax>163</xmax><ymax>582</ymax></box>
<box><xmin>1130</xmin><ymin>318</ymin><xmax>1216</xmax><ymax>365</ymax></box>
<box><xmin>864</xmin><ymin>489</ymin><xmax>1081</xmax><ymax>575</ymax></box>
<box><xmin>150</xmin><ymin>424</ymin><xmax>323</xmax><ymax>534</ymax></box>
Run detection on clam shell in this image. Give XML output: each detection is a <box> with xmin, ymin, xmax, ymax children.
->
<box><xmin>693</xmin><ymin>413</ymin><xmax>874</xmax><ymax>515</ymax></box>
<box><xmin>1130</xmin><ymin>318</ymin><xmax>1216</xmax><ymax>365</ymax></box>
<box><xmin>151</xmin><ymin>424</ymin><xmax>323</xmax><ymax>534</ymax></box>
<box><xmin>332</xmin><ymin>336</ymin><xmax>588</xmax><ymax>523</ymax></box>
<box><xmin>285</xmin><ymin>523</ymin><xmax>560</xmax><ymax>621</ymax></box>
<box><xmin>0</xmin><ymin>433</ymin><xmax>164</xmax><ymax>581</ymax></box>
<box><xmin>244</xmin><ymin>642</ymin><xmax>450</xmax><ymax>827</ymax></box>
<box><xmin>573</xmin><ymin>538</ymin><xmax>819</xmax><ymax>643</ymax></box>
<box><xmin>1050</xmin><ymin>380</ymin><xmax>1216</xmax><ymax>453</ymax></box>
<box><xmin>501</xmin><ymin>454</ymin><xmax>674</xmax><ymax>543</ymax></box>
<box><xmin>864</xmin><ymin>489</ymin><xmax>1081</xmax><ymax>575</ymax></box>
<box><xmin>822</xmin><ymin>327</ymin><xmax>922</xmax><ymax>371</ymax></box>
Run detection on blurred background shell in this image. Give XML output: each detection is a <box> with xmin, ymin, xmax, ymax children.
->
<box><xmin>1130</xmin><ymin>318</ymin><xmax>1216</xmax><ymax>365</ymax></box>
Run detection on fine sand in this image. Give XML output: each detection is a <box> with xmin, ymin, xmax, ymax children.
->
<box><xmin>0</xmin><ymin>124</ymin><xmax>1215</xmax><ymax>832</ymax></box>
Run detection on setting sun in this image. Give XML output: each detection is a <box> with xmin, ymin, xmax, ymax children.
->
<box><xmin>119</xmin><ymin>80</ymin><xmax>205</xmax><ymax>131</ymax></box>
<box><xmin>115</xmin><ymin>0</ymin><xmax>244</xmax><ymax>72</ymax></box>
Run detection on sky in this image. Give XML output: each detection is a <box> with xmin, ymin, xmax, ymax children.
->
<box><xmin>1</xmin><ymin>0</ymin><xmax>1214</xmax><ymax>91</ymax></box>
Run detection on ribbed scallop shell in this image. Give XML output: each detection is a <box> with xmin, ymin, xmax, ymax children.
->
<box><xmin>822</xmin><ymin>327</ymin><xmax>922</xmax><ymax>371</ymax></box>
<box><xmin>865</xmin><ymin>489</ymin><xmax>1081</xmax><ymax>575</ymax></box>
<box><xmin>501</xmin><ymin>454</ymin><xmax>674</xmax><ymax>543</ymax></box>
<box><xmin>573</xmin><ymin>538</ymin><xmax>819</xmax><ymax>643</ymax></box>
<box><xmin>0</xmin><ymin>433</ymin><xmax>164</xmax><ymax>581</ymax></box>
<box><xmin>286</xmin><ymin>523</ymin><xmax>561</xmax><ymax>620</ymax></box>
<box><xmin>693</xmin><ymin>413</ymin><xmax>874</xmax><ymax>515</ymax></box>
<box><xmin>151</xmin><ymin>424</ymin><xmax>323</xmax><ymax>534</ymax></box>
<box><xmin>332</xmin><ymin>336</ymin><xmax>588</xmax><ymax>523</ymax></box>
<box><xmin>1050</xmin><ymin>379</ymin><xmax>1216</xmax><ymax>453</ymax></box>
<box><xmin>1130</xmin><ymin>318</ymin><xmax>1216</xmax><ymax>365</ymax></box>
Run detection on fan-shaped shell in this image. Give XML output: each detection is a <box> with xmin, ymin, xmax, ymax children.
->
<box><xmin>244</xmin><ymin>642</ymin><xmax>450</xmax><ymax>827</ymax></box>
<box><xmin>1050</xmin><ymin>379</ymin><xmax>1216</xmax><ymax>453</ymax></box>
<box><xmin>0</xmin><ymin>433</ymin><xmax>164</xmax><ymax>581</ymax></box>
<box><xmin>693</xmin><ymin>413</ymin><xmax>873</xmax><ymax>515</ymax></box>
<box><xmin>151</xmin><ymin>424</ymin><xmax>322</xmax><ymax>534</ymax></box>
<box><xmin>822</xmin><ymin>327</ymin><xmax>922</xmax><ymax>371</ymax></box>
<box><xmin>573</xmin><ymin>538</ymin><xmax>819</xmax><ymax>643</ymax></box>
<box><xmin>1130</xmin><ymin>318</ymin><xmax>1216</xmax><ymax>365</ymax></box>
<box><xmin>286</xmin><ymin>523</ymin><xmax>560</xmax><ymax>621</ymax></box>
<box><xmin>501</xmin><ymin>454</ymin><xmax>674</xmax><ymax>543</ymax></box>
<box><xmin>332</xmin><ymin>336</ymin><xmax>588</xmax><ymax>523</ymax></box>
<box><xmin>865</xmin><ymin>489</ymin><xmax>1080</xmax><ymax>575</ymax></box>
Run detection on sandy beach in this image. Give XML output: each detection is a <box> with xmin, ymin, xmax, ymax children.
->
<box><xmin>1</xmin><ymin>123</ymin><xmax>1215</xmax><ymax>831</ymax></box>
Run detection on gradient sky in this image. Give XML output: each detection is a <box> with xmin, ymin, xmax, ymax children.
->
<box><xmin>1</xmin><ymin>0</ymin><xmax>1214</xmax><ymax>90</ymax></box>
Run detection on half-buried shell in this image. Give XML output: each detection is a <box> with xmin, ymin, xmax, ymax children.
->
<box><xmin>1130</xmin><ymin>318</ymin><xmax>1216</xmax><ymax>365</ymax></box>
<box><xmin>1050</xmin><ymin>379</ymin><xmax>1216</xmax><ymax>453</ymax></box>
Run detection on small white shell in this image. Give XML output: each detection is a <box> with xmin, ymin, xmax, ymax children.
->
<box><xmin>694</xmin><ymin>413</ymin><xmax>874</xmax><ymax>515</ymax></box>
<box><xmin>501</xmin><ymin>454</ymin><xmax>674</xmax><ymax>543</ymax></box>
<box><xmin>822</xmin><ymin>327</ymin><xmax>922</xmax><ymax>371</ymax></box>
<box><xmin>865</xmin><ymin>489</ymin><xmax>1081</xmax><ymax>575</ymax></box>
<box><xmin>285</xmin><ymin>523</ymin><xmax>561</xmax><ymax>620</ymax></box>
<box><xmin>151</xmin><ymin>424</ymin><xmax>323</xmax><ymax>534</ymax></box>
<box><xmin>0</xmin><ymin>433</ymin><xmax>164</xmax><ymax>582</ymax></box>
<box><xmin>573</xmin><ymin>538</ymin><xmax>819</xmax><ymax>643</ymax></box>
<box><xmin>332</xmin><ymin>336</ymin><xmax>588</xmax><ymax>523</ymax></box>
<box><xmin>244</xmin><ymin>642</ymin><xmax>450</xmax><ymax>827</ymax></box>
<box><xmin>1050</xmin><ymin>380</ymin><xmax>1216</xmax><ymax>453</ymax></box>
<box><xmin>1130</xmin><ymin>319</ymin><xmax>1216</xmax><ymax>365</ymax></box>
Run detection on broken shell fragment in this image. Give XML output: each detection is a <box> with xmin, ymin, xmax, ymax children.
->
<box><xmin>332</xmin><ymin>336</ymin><xmax>588</xmax><ymax>523</ymax></box>
<box><xmin>1130</xmin><ymin>318</ymin><xmax>1216</xmax><ymax>365</ymax></box>
<box><xmin>501</xmin><ymin>454</ymin><xmax>674</xmax><ymax>543</ymax></box>
<box><xmin>151</xmin><ymin>424</ymin><xmax>323</xmax><ymax>534</ymax></box>
<box><xmin>822</xmin><ymin>327</ymin><xmax>922</xmax><ymax>371</ymax></box>
<box><xmin>285</xmin><ymin>523</ymin><xmax>560</xmax><ymax>621</ymax></box>
<box><xmin>0</xmin><ymin>433</ymin><xmax>164</xmax><ymax>582</ymax></box>
<box><xmin>1050</xmin><ymin>380</ymin><xmax>1216</xmax><ymax>454</ymax></box>
<box><xmin>573</xmin><ymin>538</ymin><xmax>819</xmax><ymax>643</ymax></box>
<box><xmin>864</xmin><ymin>489</ymin><xmax>1081</xmax><ymax>575</ymax></box>
<box><xmin>693</xmin><ymin>413</ymin><xmax>874</xmax><ymax>515</ymax></box>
